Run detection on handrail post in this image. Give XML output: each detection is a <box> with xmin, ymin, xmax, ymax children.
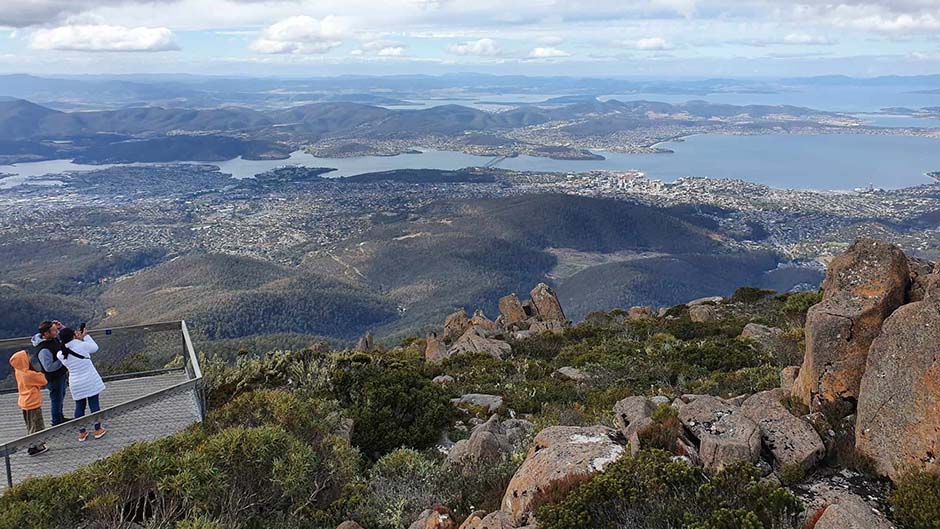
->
<box><xmin>3</xmin><ymin>446</ymin><xmax>12</xmax><ymax>489</ymax></box>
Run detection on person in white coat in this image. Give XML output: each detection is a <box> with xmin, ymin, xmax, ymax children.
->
<box><xmin>57</xmin><ymin>327</ymin><xmax>107</xmax><ymax>442</ymax></box>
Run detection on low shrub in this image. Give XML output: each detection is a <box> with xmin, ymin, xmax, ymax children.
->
<box><xmin>890</xmin><ymin>469</ymin><xmax>940</xmax><ymax>529</ymax></box>
<box><xmin>638</xmin><ymin>404</ymin><xmax>682</xmax><ymax>451</ymax></box>
<box><xmin>536</xmin><ymin>450</ymin><xmax>802</xmax><ymax>529</ymax></box>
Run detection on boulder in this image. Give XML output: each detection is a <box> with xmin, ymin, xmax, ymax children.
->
<box><xmin>687</xmin><ymin>296</ymin><xmax>724</xmax><ymax>307</ymax></box>
<box><xmin>613</xmin><ymin>396</ymin><xmax>656</xmax><ymax>452</ymax></box>
<box><xmin>457</xmin><ymin>512</ymin><xmax>486</xmax><ymax>529</ymax></box>
<box><xmin>793</xmin><ymin>239</ymin><xmax>909</xmax><ymax>411</ymax></box>
<box><xmin>499</xmin><ymin>294</ymin><xmax>528</xmax><ymax>325</ymax></box>
<box><xmin>474</xmin><ymin>511</ymin><xmax>514</xmax><ymax>529</ymax></box>
<box><xmin>409</xmin><ymin>508</ymin><xmax>457</xmax><ymax>529</ymax></box>
<box><xmin>740</xmin><ymin>390</ymin><xmax>825</xmax><ymax>470</ymax></box>
<box><xmin>452</xmin><ymin>394</ymin><xmax>504</xmax><ymax>414</ymax></box>
<box><xmin>628</xmin><ymin>306</ymin><xmax>654</xmax><ymax>320</ymax></box>
<box><xmin>814</xmin><ymin>494</ymin><xmax>894</xmax><ymax>529</ymax></box>
<box><xmin>502</xmin><ymin>418</ymin><xmax>536</xmax><ymax>447</ymax></box>
<box><xmin>530</xmin><ymin>283</ymin><xmax>566</xmax><ymax>322</ymax></box>
<box><xmin>448</xmin><ymin>327</ymin><xmax>512</xmax><ymax>359</ymax></box>
<box><xmin>501</xmin><ymin>425</ymin><xmax>625</xmax><ymax>526</ymax></box>
<box><xmin>678</xmin><ymin>395</ymin><xmax>762</xmax><ymax>469</ymax></box>
<box><xmin>444</xmin><ymin>310</ymin><xmax>471</xmax><ymax>343</ymax></box>
<box><xmin>856</xmin><ymin>274</ymin><xmax>940</xmax><ymax>480</ymax></box>
<box><xmin>650</xmin><ymin>395</ymin><xmax>671</xmax><ymax>406</ymax></box>
<box><xmin>470</xmin><ymin>310</ymin><xmax>500</xmax><ymax>333</ymax></box>
<box><xmin>337</xmin><ymin>523</ymin><xmax>365</xmax><ymax>529</ymax></box>
<box><xmin>426</xmin><ymin>333</ymin><xmax>449</xmax><ymax>364</ymax></box>
<box><xmin>780</xmin><ymin>366</ymin><xmax>801</xmax><ymax>392</ymax></box>
<box><xmin>741</xmin><ymin>323</ymin><xmax>783</xmax><ymax>342</ymax></box>
<box><xmin>355</xmin><ymin>332</ymin><xmax>374</xmax><ymax>352</ymax></box>
<box><xmin>529</xmin><ymin>320</ymin><xmax>566</xmax><ymax>335</ymax></box>
<box><xmin>433</xmin><ymin>375</ymin><xmax>454</xmax><ymax>385</ymax></box>
<box><xmin>689</xmin><ymin>304</ymin><xmax>718</xmax><ymax>323</ymax></box>
<box><xmin>907</xmin><ymin>256</ymin><xmax>937</xmax><ymax>303</ymax></box>
<box><xmin>448</xmin><ymin>415</ymin><xmax>512</xmax><ymax>466</ymax></box>
<box><xmin>554</xmin><ymin>366</ymin><xmax>590</xmax><ymax>382</ymax></box>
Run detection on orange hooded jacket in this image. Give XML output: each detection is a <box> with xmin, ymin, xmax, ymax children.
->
<box><xmin>10</xmin><ymin>350</ymin><xmax>46</xmax><ymax>411</ymax></box>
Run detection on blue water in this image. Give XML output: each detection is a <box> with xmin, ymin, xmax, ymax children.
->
<box><xmin>2</xmin><ymin>134</ymin><xmax>939</xmax><ymax>191</ymax></box>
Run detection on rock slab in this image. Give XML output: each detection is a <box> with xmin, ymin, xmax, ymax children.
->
<box><xmin>740</xmin><ymin>390</ymin><xmax>825</xmax><ymax>470</ymax></box>
<box><xmin>856</xmin><ymin>274</ymin><xmax>940</xmax><ymax>480</ymax></box>
<box><xmin>793</xmin><ymin>239</ymin><xmax>909</xmax><ymax>410</ymax></box>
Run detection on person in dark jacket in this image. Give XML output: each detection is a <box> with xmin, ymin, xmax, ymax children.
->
<box><xmin>31</xmin><ymin>320</ymin><xmax>68</xmax><ymax>426</ymax></box>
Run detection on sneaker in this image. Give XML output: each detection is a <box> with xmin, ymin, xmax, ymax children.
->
<box><xmin>27</xmin><ymin>446</ymin><xmax>37</xmax><ymax>456</ymax></box>
<box><xmin>32</xmin><ymin>444</ymin><xmax>48</xmax><ymax>456</ymax></box>
<box><xmin>78</xmin><ymin>431</ymin><xmax>89</xmax><ymax>442</ymax></box>
<box><xmin>93</xmin><ymin>427</ymin><xmax>107</xmax><ymax>440</ymax></box>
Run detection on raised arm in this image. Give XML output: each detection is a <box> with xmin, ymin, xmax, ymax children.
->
<box><xmin>70</xmin><ymin>335</ymin><xmax>99</xmax><ymax>356</ymax></box>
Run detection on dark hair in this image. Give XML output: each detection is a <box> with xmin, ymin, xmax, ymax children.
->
<box><xmin>38</xmin><ymin>320</ymin><xmax>55</xmax><ymax>335</ymax></box>
<box><xmin>57</xmin><ymin>327</ymin><xmax>77</xmax><ymax>359</ymax></box>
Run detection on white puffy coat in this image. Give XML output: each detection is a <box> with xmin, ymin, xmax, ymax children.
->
<box><xmin>57</xmin><ymin>336</ymin><xmax>106</xmax><ymax>401</ymax></box>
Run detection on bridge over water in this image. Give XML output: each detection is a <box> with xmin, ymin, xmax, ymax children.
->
<box><xmin>0</xmin><ymin>321</ymin><xmax>205</xmax><ymax>491</ymax></box>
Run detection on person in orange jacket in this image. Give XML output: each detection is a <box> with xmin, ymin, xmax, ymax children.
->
<box><xmin>10</xmin><ymin>350</ymin><xmax>49</xmax><ymax>456</ymax></box>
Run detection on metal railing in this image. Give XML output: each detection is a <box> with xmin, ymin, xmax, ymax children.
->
<box><xmin>0</xmin><ymin>320</ymin><xmax>205</xmax><ymax>489</ymax></box>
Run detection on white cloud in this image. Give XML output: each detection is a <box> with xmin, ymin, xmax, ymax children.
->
<box><xmin>378</xmin><ymin>46</ymin><xmax>405</xmax><ymax>56</ymax></box>
<box><xmin>251</xmin><ymin>15</ymin><xmax>348</xmax><ymax>54</ymax></box>
<box><xmin>634</xmin><ymin>37</ymin><xmax>672</xmax><ymax>50</ymax></box>
<box><xmin>528</xmin><ymin>47</ymin><xmax>571</xmax><ymax>58</ymax></box>
<box><xmin>782</xmin><ymin>33</ymin><xmax>831</xmax><ymax>45</ymax></box>
<box><xmin>30</xmin><ymin>24</ymin><xmax>179</xmax><ymax>52</ymax></box>
<box><xmin>447</xmin><ymin>38</ymin><xmax>501</xmax><ymax>56</ymax></box>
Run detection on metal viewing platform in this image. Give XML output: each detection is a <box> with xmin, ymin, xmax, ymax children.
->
<box><xmin>0</xmin><ymin>321</ymin><xmax>205</xmax><ymax>491</ymax></box>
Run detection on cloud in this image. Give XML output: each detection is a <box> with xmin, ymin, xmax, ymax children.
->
<box><xmin>528</xmin><ymin>47</ymin><xmax>571</xmax><ymax>58</ymax></box>
<box><xmin>378</xmin><ymin>46</ymin><xmax>405</xmax><ymax>56</ymax></box>
<box><xmin>30</xmin><ymin>25</ymin><xmax>180</xmax><ymax>52</ymax></box>
<box><xmin>251</xmin><ymin>15</ymin><xmax>348</xmax><ymax>54</ymax></box>
<box><xmin>536</xmin><ymin>35</ymin><xmax>564</xmax><ymax>45</ymax></box>
<box><xmin>447</xmin><ymin>38</ymin><xmax>501</xmax><ymax>56</ymax></box>
<box><xmin>634</xmin><ymin>37</ymin><xmax>672</xmax><ymax>50</ymax></box>
<box><xmin>782</xmin><ymin>33</ymin><xmax>831</xmax><ymax>45</ymax></box>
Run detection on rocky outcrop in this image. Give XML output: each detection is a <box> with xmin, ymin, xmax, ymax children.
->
<box><xmin>613</xmin><ymin>396</ymin><xmax>656</xmax><ymax>453</ymax></box>
<box><xmin>409</xmin><ymin>507</ymin><xmax>457</xmax><ymax>529</ymax></box>
<box><xmin>814</xmin><ymin>493</ymin><xmax>895</xmax><ymax>529</ymax></box>
<box><xmin>470</xmin><ymin>310</ymin><xmax>500</xmax><ymax>333</ymax></box>
<box><xmin>337</xmin><ymin>522</ymin><xmax>365</xmax><ymax>529</ymax></box>
<box><xmin>425</xmin><ymin>333</ymin><xmax>448</xmax><ymax>364</ymax></box>
<box><xmin>447</xmin><ymin>415</ymin><xmax>512</xmax><ymax>467</ymax></box>
<box><xmin>452</xmin><ymin>394</ymin><xmax>504</xmax><ymax>414</ymax></box>
<box><xmin>498</xmin><ymin>294</ymin><xmax>528</xmax><ymax>326</ymax></box>
<box><xmin>780</xmin><ymin>366</ymin><xmax>800</xmax><ymax>392</ymax></box>
<box><xmin>529</xmin><ymin>320</ymin><xmax>566</xmax><ymax>335</ymax></box>
<box><xmin>457</xmin><ymin>512</ymin><xmax>486</xmax><ymax>529</ymax></box>
<box><xmin>907</xmin><ymin>257</ymin><xmax>937</xmax><ymax>303</ymax></box>
<box><xmin>448</xmin><ymin>327</ymin><xmax>512</xmax><ymax>359</ymax></box>
<box><xmin>355</xmin><ymin>332</ymin><xmax>374</xmax><ymax>352</ymax></box>
<box><xmin>793</xmin><ymin>239</ymin><xmax>910</xmax><ymax>411</ymax></box>
<box><xmin>502</xmin><ymin>425</ymin><xmax>625</xmax><ymax>526</ymax></box>
<box><xmin>689</xmin><ymin>304</ymin><xmax>718</xmax><ymax>323</ymax></box>
<box><xmin>443</xmin><ymin>310</ymin><xmax>471</xmax><ymax>343</ymax></box>
<box><xmin>472</xmin><ymin>512</ymin><xmax>514</xmax><ymax>529</ymax></box>
<box><xmin>628</xmin><ymin>306</ymin><xmax>654</xmax><ymax>320</ymax></box>
<box><xmin>856</xmin><ymin>273</ymin><xmax>940</xmax><ymax>480</ymax></box>
<box><xmin>740</xmin><ymin>390</ymin><xmax>825</xmax><ymax>470</ymax></box>
<box><xmin>677</xmin><ymin>395</ymin><xmax>761</xmax><ymax>469</ymax></box>
<box><xmin>554</xmin><ymin>366</ymin><xmax>590</xmax><ymax>382</ymax></box>
<box><xmin>687</xmin><ymin>296</ymin><xmax>723</xmax><ymax>306</ymax></box>
<box><xmin>530</xmin><ymin>283</ymin><xmax>566</xmax><ymax>322</ymax></box>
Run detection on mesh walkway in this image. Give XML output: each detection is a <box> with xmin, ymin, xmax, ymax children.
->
<box><xmin>0</xmin><ymin>321</ymin><xmax>205</xmax><ymax>491</ymax></box>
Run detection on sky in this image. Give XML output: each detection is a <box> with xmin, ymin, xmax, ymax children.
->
<box><xmin>1</xmin><ymin>0</ymin><xmax>940</xmax><ymax>77</ymax></box>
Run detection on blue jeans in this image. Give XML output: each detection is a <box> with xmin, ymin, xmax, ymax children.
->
<box><xmin>47</xmin><ymin>376</ymin><xmax>67</xmax><ymax>426</ymax></box>
<box><xmin>75</xmin><ymin>394</ymin><xmax>101</xmax><ymax>433</ymax></box>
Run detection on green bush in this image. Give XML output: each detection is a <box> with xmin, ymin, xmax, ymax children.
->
<box><xmin>536</xmin><ymin>450</ymin><xmax>802</xmax><ymax>529</ymax></box>
<box><xmin>890</xmin><ymin>469</ymin><xmax>940</xmax><ymax>529</ymax></box>
<box><xmin>333</xmin><ymin>364</ymin><xmax>455</xmax><ymax>458</ymax></box>
<box><xmin>638</xmin><ymin>404</ymin><xmax>682</xmax><ymax>451</ymax></box>
<box><xmin>207</xmin><ymin>389</ymin><xmax>345</xmax><ymax>446</ymax></box>
<box><xmin>355</xmin><ymin>449</ymin><xmax>450</xmax><ymax>529</ymax></box>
